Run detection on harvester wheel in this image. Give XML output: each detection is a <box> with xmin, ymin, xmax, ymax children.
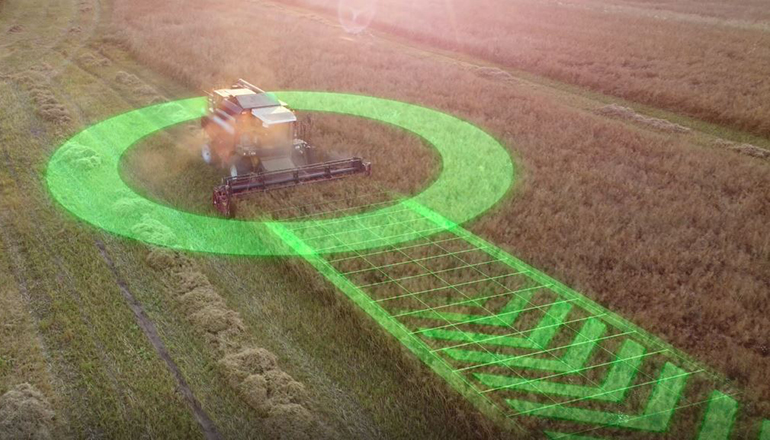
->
<box><xmin>201</xmin><ymin>143</ymin><xmax>217</xmax><ymax>166</ymax></box>
<box><xmin>230</xmin><ymin>157</ymin><xmax>252</xmax><ymax>177</ymax></box>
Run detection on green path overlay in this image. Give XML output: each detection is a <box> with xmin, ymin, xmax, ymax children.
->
<box><xmin>761</xmin><ymin>420</ymin><xmax>770</xmax><ymax>440</ymax></box>
<box><xmin>47</xmin><ymin>95</ymin><xmax>766</xmax><ymax>438</ymax></box>
<box><xmin>268</xmin><ymin>202</ymin><xmax>764</xmax><ymax>438</ymax></box>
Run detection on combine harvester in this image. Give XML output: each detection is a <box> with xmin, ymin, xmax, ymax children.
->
<box><xmin>202</xmin><ymin>79</ymin><xmax>371</xmax><ymax>217</ymax></box>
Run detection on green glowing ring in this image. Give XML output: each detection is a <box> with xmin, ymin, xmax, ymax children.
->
<box><xmin>46</xmin><ymin>92</ymin><xmax>514</xmax><ymax>255</ymax></box>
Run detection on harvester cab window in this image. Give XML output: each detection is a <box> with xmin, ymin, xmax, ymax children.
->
<box><xmin>208</xmin><ymin>94</ymin><xmax>223</xmax><ymax>113</ymax></box>
<box><xmin>263</xmin><ymin>122</ymin><xmax>293</xmax><ymax>147</ymax></box>
<box><xmin>237</xmin><ymin>117</ymin><xmax>292</xmax><ymax>149</ymax></box>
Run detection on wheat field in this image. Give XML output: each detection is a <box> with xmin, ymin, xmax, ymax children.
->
<box><xmin>0</xmin><ymin>0</ymin><xmax>768</xmax><ymax>437</ymax></box>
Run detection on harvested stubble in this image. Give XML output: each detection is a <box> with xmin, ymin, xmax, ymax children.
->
<box><xmin>11</xmin><ymin>69</ymin><xmax>71</xmax><ymax>125</ymax></box>
<box><xmin>61</xmin><ymin>143</ymin><xmax>102</xmax><ymax>170</ymax></box>
<box><xmin>472</xmin><ymin>66</ymin><xmax>516</xmax><ymax>82</ymax></box>
<box><xmin>114</xmin><ymin>71</ymin><xmax>165</xmax><ymax>104</ymax></box>
<box><xmin>597</xmin><ymin>104</ymin><xmax>692</xmax><ymax>134</ymax></box>
<box><xmin>714</xmin><ymin>139</ymin><xmax>770</xmax><ymax>160</ymax></box>
<box><xmin>78</xmin><ymin>52</ymin><xmax>111</xmax><ymax>68</ymax></box>
<box><xmin>146</xmin><ymin>248</ymin><xmax>334</xmax><ymax>439</ymax></box>
<box><xmin>0</xmin><ymin>383</ymin><xmax>55</xmax><ymax>440</ymax></box>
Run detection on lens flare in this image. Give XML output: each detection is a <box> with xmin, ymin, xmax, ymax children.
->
<box><xmin>337</xmin><ymin>0</ymin><xmax>378</xmax><ymax>34</ymax></box>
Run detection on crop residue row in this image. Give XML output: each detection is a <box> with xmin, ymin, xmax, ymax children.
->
<box><xmin>147</xmin><ymin>248</ymin><xmax>335</xmax><ymax>439</ymax></box>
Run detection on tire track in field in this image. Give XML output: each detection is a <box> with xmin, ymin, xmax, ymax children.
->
<box><xmin>0</xmin><ymin>146</ymin><xmax>60</xmax><ymax>400</ymax></box>
<box><xmin>1</xmin><ymin>45</ymin><xmax>224</xmax><ymax>436</ymax></box>
<box><xmin>43</xmin><ymin>73</ymin><xmax>226</xmax><ymax>439</ymax></box>
<box><xmin>200</xmin><ymin>257</ymin><xmax>383</xmax><ymax>439</ymax></box>
<box><xmin>95</xmin><ymin>241</ymin><xmax>223</xmax><ymax>440</ymax></box>
<box><xmin>4</xmin><ymin>138</ymin><xmax>218</xmax><ymax>437</ymax></box>
<box><xmin>0</xmin><ymin>126</ymin><xmax>223</xmax><ymax>440</ymax></box>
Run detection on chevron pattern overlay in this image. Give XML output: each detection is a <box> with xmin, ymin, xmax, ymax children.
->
<box><xmin>268</xmin><ymin>200</ymin><xmax>768</xmax><ymax>439</ymax></box>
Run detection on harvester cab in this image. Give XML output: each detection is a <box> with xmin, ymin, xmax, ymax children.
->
<box><xmin>202</xmin><ymin>79</ymin><xmax>371</xmax><ymax>218</ymax></box>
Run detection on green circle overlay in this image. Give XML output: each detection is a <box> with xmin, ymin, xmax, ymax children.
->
<box><xmin>46</xmin><ymin>92</ymin><xmax>514</xmax><ymax>256</ymax></box>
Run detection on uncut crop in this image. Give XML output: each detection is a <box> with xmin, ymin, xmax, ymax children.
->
<box><xmin>280</xmin><ymin>0</ymin><xmax>770</xmax><ymax>138</ymax></box>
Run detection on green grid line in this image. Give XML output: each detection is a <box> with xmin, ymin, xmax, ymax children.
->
<box><xmin>376</xmin><ymin>272</ymin><xmax>529</xmax><ymax>302</ymax></box>
<box><xmin>402</xmin><ymin>199</ymin><xmax>711</xmax><ymax>373</ymax></box>
<box><xmin>328</xmin><ymin>236</ymin><xmax>465</xmax><ymax>264</ymax></box>
<box><xmin>385</xmin><ymin>215</ymin><xmax>679</xmax><ymax>409</ymax></box>
<box><xmin>283</xmin><ymin>204</ymin><xmax>608</xmax><ymax>422</ymax></box>
<box><xmin>477</xmin><ymin>347</ymin><xmax>661</xmax><ymax>395</ymax></box>
<box><xmin>402</xmin><ymin>200</ymin><xmax>716</xmax><ymax>406</ymax></box>
<box><xmin>393</xmin><ymin>286</ymin><xmax>558</xmax><ymax>318</ymax></box>
<box><xmin>509</xmin><ymin>368</ymin><xmax>700</xmax><ymax>412</ymax></box>
<box><xmin>315</xmin><ymin>205</ymin><xmax>587</xmax><ymax>412</ymax></box>
<box><xmin>403</xmin><ymin>284</ymin><xmax>545</xmax><ymax>327</ymax></box>
<box><xmin>448</xmin><ymin>319</ymin><xmax>611</xmax><ymax>372</ymax></box>
<box><xmin>341</xmin><ymin>247</ymin><xmax>479</xmax><ymax>276</ymax></box>
<box><xmin>507</xmin><ymin>363</ymin><xmax>689</xmax><ymax>432</ymax></box>
<box><xmin>418</xmin><ymin>313</ymin><xmax>607</xmax><ymax>342</ymax></box>
<box><xmin>374</xmin><ymin>209</ymin><xmax>625</xmax><ymax>404</ymax></box>
<box><xmin>312</xmin><ymin>203</ymin><xmax>643</xmax><ymax>418</ymax></box>
<box><xmin>267</xmin><ymin>198</ymin><xmax>754</xmax><ymax>438</ymax></box>
<box><xmin>265</xmin><ymin>221</ymin><xmax>524</xmax><ymax>433</ymax></box>
<box><xmin>358</xmin><ymin>258</ymin><xmax>504</xmax><ymax>288</ymax></box>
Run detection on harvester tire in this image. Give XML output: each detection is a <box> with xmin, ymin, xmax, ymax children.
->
<box><xmin>230</xmin><ymin>157</ymin><xmax>252</xmax><ymax>177</ymax></box>
<box><xmin>201</xmin><ymin>143</ymin><xmax>218</xmax><ymax>166</ymax></box>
